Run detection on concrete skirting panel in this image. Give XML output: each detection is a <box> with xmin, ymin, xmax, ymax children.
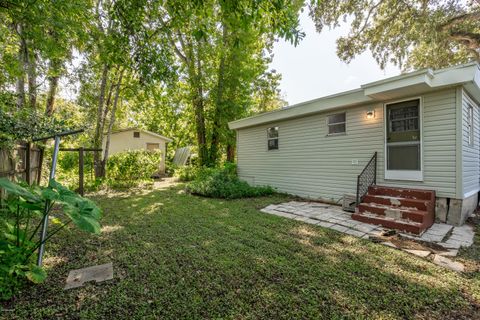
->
<box><xmin>436</xmin><ymin>193</ymin><xmax>478</xmax><ymax>226</ymax></box>
<box><xmin>435</xmin><ymin>198</ymin><xmax>448</xmax><ymax>223</ymax></box>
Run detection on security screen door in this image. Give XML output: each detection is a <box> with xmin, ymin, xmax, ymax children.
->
<box><xmin>385</xmin><ymin>99</ymin><xmax>422</xmax><ymax>181</ymax></box>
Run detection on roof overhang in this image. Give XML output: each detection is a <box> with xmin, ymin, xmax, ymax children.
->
<box><xmin>108</xmin><ymin>128</ymin><xmax>173</xmax><ymax>142</ymax></box>
<box><xmin>229</xmin><ymin>62</ymin><xmax>480</xmax><ymax>130</ymax></box>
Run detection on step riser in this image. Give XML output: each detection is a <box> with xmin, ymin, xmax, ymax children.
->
<box><xmin>358</xmin><ymin>204</ymin><xmax>433</xmax><ymax>224</ymax></box>
<box><xmin>355</xmin><ymin>185</ymin><xmax>436</xmax><ymax>235</ymax></box>
<box><xmin>368</xmin><ymin>186</ymin><xmax>434</xmax><ymax>201</ymax></box>
<box><xmin>352</xmin><ymin>213</ymin><xmax>425</xmax><ymax>235</ymax></box>
<box><xmin>362</xmin><ymin>195</ymin><xmax>430</xmax><ymax>211</ymax></box>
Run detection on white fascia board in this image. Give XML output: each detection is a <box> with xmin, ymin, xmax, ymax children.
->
<box><xmin>430</xmin><ymin>63</ymin><xmax>478</xmax><ymax>87</ymax></box>
<box><xmin>143</xmin><ymin>130</ymin><xmax>173</xmax><ymax>142</ymax></box>
<box><xmin>462</xmin><ymin>65</ymin><xmax>480</xmax><ymax>104</ymax></box>
<box><xmin>228</xmin><ymin>89</ymin><xmax>373</xmax><ymax>130</ymax></box>
<box><xmin>228</xmin><ymin>62</ymin><xmax>480</xmax><ymax>130</ymax></box>
<box><xmin>362</xmin><ymin>72</ymin><xmax>433</xmax><ymax>97</ymax></box>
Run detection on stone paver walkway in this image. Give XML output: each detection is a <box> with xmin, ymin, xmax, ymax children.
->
<box><xmin>261</xmin><ymin>201</ymin><xmax>476</xmax><ymax>271</ymax></box>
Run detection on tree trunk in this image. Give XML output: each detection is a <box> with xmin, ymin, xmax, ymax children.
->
<box><xmin>209</xmin><ymin>33</ymin><xmax>227</xmax><ymax>165</ymax></box>
<box><xmin>100</xmin><ymin>70</ymin><xmax>124</xmax><ymax>178</ymax></box>
<box><xmin>210</xmin><ymin>23</ymin><xmax>237</xmax><ymax>165</ymax></box>
<box><xmin>93</xmin><ymin>64</ymin><xmax>109</xmax><ymax>178</ymax></box>
<box><xmin>226</xmin><ymin>143</ymin><xmax>235</xmax><ymax>162</ymax></box>
<box><xmin>191</xmin><ymin>42</ymin><xmax>208</xmax><ymax>166</ymax></box>
<box><xmin>193</xmin><ymin>82</ymin><xmax>208</xmax><ymax>166</ymax></box>
<box><xmin>45</xmin><ymin>59</ymin><xmax>61</xmax><ymax>116</ymax></box>
<box><xmin>27</xmin><ymin>51</ymin><xmax>37</xmax><ymax>109</ymax></box>
<box><xmin>15</xmin><ymin>25</ymin><xmax>26</xmax><ymax>109</ymax></box>
<box><xmin>100</xmin><ymin>71</ymin><xmax>116</xmax><ymax>139</ymax></box>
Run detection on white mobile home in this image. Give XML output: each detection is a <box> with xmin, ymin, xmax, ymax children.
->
<box><xmin>229</xmin><ymin>63</ymin><xmax>480</xmax><ymax>229</ymax></box>
<box><xmin>104</xmin><ymin>128</ymin><xmax>172</xmax><ymax>174</ymax></box>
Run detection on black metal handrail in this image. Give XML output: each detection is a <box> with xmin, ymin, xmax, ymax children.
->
<box><xmin>356</xmin><ymin>152</ymin><xmax>377</xmax><ymax>206</ymax></box>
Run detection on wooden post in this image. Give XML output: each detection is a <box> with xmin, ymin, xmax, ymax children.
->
<box><xmin>25</xmin><ymin>142</ymin><xmax>31</xmax><ymax>184</ymax></box>
<box><xmin>79</xmin><ymin>147</ymin><xmax>84</xmax><ymax>196</ymax></box>
<box><xmin>37</xmin><ymin>147</ymin><xmax>44</xmax><ymax>185</ymax></box>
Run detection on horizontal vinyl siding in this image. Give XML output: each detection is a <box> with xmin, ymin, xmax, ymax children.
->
<box><xmin>462</xmin><ymin>90</ymin><xmax>480</xmax><ymax>197</ymax></box>
<box><xmin>237</xmin><ymin>88</ymin><xmax>458</xmax><ymax>201</ymax></box>
<box><xmin>378</xmin><ymin>90</ymin><xmax>457</xmax><ymax>196</ymax></box>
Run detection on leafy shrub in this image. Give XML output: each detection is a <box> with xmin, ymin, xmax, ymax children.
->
<box><xmin>173</xmin><ymin>165</ymin><xmax>200</xmax><ymax>182</ymax></box>
<box><xmin>56</xmin><ymin>150</ymin><xmax>97</xmax><ymax>191</ymax></box>
<box><xmin>0</xmin><ymin>178</ymin><xmax>102</xmax><ymax>301</ymax></box>
<box><xmin>106</xmin><ymin>150</ymin><xmax>162</xmax><ymax>187</ymax></box>
<box><xmin>186</xmin><ymin>163</ymin><xmax>274</xmax><ymax>199</ymax></box>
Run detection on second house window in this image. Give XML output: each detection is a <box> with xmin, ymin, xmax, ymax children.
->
<box><xmin>267</xmin><ymin>127</ymin><xmax>279</xmax><ymax>150</ymax></box>
<box><xmin>327</xmin><ymin>112</ymin><xmax>346</xmax><ymax>135</ymax></box>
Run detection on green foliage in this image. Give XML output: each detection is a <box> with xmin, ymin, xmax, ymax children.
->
<box><xmin>309</xmin><ymin>0</ymin><xmax>480</xmax><ymax>70</ymax></box>
<box><xmin>56</xmin><ymin>150</ymin><xmax>98</xmax><ymax>192</ymax></box>
<box><xmin>106</xmin><ymin>150</ymin><xmax>162</xmax><ymax>187</ymax></box>
<box><xmin>186</xmin><ymin>163</ymin><xmax>274</xmax><ymax>199</ymax></box>
<box><xmin>3</xmin><ymin>186</ymin><xmax>480</xmax><ymax>318</ymax></box>
<box><xmin>0</xmin><ymin>178</ymin><xmax>102</xmax><ymax>300</ymax></box>
<box><xmin>173</xmin><ymin>165</ymin><xmax>201</xmax><ymax>182</ymax></box>
<box><xmin>0</xmin><ymin>107</ymin><xmax>73</xmax><ymax>149</ymax></box>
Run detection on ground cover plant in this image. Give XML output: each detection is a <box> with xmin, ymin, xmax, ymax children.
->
<box><xmin>185</xmin><ymin>163</ymin><xmax>275</xmax><ymax>199</ymax></box>
<box><xmin>2</xmin><ymin>183</ymin><xmax>479</xmax><ymax>319</ymax></box>
<box><xmin>56</xmin><ymin>150</ymin><xmax>162</xmax><ymax>191</ymax></box>
<box><xmin>0</xmin><ymin>179</ymin><xmax>101</xmax><ymax>301</ymax></box>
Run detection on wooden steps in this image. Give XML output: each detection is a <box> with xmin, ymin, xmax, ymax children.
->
<box><xmin>352</xmin><ymin>185</ymin><xmax>435</xmax><ymax>235</ymax></box>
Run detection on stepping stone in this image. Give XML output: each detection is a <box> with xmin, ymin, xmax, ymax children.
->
<box><xmin>427</xmin><ymin>223</ymin><xmax>453</xmax><ymax>235</ymax></box>
<box><xmin>336</xmin><ymin>219</ymin><xmax>359</xmax><ymax>228</ymax></box>
<box><xmin>353</xmin><ymin>223</ymin><xmax>377</xmax><ymax>233</ymax></box>
<box><xmin>317</xmin><ymin>221</ymin><xmax>334</xmax><ymax>228</ymax></box>
<box><xmin>403</xmin><ymin>249</ymin><xmax>431</xmax><ymax>258</ymax></box>
<box><xmin>65</xmin><ymin>262</ymin><xmax>113</xmax><ymax>290</ymax></box>
<box><xmin>344</xmin><ymin>229</ymin><xmax>365</xmax><ymax>238</ymax></box>
<box><xmin>439</xmin><ymin>240</ymin><xmax>462</xmax><ymax>250</ymax></box>
<box><xmin>420</xmin><ymin>232</ymin><xmax>445</xmax><ymax>243</ymax></box>
<box><xmin>432</xmin><ymin>255</ymin><xmax>464</xmax><ymax>272</ymax></box>
<box><xmin>368</xmin><ymin>229</ymin><xmax>385</xmax><ymax>237</ymax></box>
<box><xmin>329</xmin><ymin>224</ymin><xmax>349</xmax><ymax>233</ymax></box>
<box><xmin>260</xmin><ymin>208</ymin><xmax>279</xmax><ymax>215</ymax></box>
<box><xmin>438</xmin><ymin>249</ymin><xmax>458</xmax><ymax>257</ymax></box>
<box><xmin>381</xmin><ymin>241</ymin><xmax>397</xmax><ymax>248</ymax></box>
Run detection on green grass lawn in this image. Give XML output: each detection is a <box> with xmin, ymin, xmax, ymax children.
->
<box><xmin>2</xmin><ymin>184</ymin><xmax>480</xmax><ymax>319</ymax></box>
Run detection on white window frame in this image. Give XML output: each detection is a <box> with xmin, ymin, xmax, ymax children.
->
<box><xmin>326</xmin><ymin>112</ymin><xmax>346</xmax><ymax>135</ymax></box>
<box><xmin>267</xmin><ymin>127</ymin><xmax>279</xmax><ymax>151</ymax></box>
<box><xmin>384</xmin><ymin>97</ymin><xmax>423</xmax><ymax>181</ymax></box>
<box><xmin>467</xmin><ymin>104</ymin><xmax>474</xmax><ymax>147</ymax></box>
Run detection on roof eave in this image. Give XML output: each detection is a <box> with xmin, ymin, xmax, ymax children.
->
<box><xmin>228</xmin><ymin>62</ymin><xmax>480</xmax><ymax>130</ymax></box>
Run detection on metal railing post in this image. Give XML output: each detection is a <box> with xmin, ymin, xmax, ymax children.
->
<box><xmin>37</xmin><ymin>135</ymin><xmax>61</xmax><ymax>266</ymax></box>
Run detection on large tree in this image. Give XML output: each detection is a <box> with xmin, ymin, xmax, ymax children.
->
<box><xmin>309</xmin><ymin>0</ymin><xmax>480</xmax><ymax>70</ymax></box>
<box><xmin>0</xmin><ymin>0</ymin><xmax>92</xmax><ymax>111</ymax></box>
<box><xmin>163</xmin><ymin>0</ymin><xmax>304</xmax><ymax>166</ymax></box>
<box><xmin>84</xmin><ymin>0</ymin><xmax>174</xmax><ymax>177</ymax></box>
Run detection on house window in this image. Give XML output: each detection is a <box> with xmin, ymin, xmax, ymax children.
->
<box><xmin>327</xmin><ymin>113</ymin><xmax>346</xmax><ymax>135</ymax></box>
<box><xmin>467</xmin><ymin>104</ymin><xmax>474</xmax><ymax>146</ymax></box>
<box><xmin>267</xmin><ymin>127</ymin><xmax>278</xmax><ymax>150</ymax></box>
<box><xmin>388</xmin><ymin>102</ymin><xmax>419</xmax><ymax>133</ymax></box>
<box><xmin>133</xmin><ymin>131</ymin><xmax>140</xmax><ymax>138</ymax></box>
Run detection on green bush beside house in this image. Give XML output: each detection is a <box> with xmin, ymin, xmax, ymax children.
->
<box><xmin>183</xmin><ymin>163</ymin><xmax>275</xmax><ymax>199</ymax></box>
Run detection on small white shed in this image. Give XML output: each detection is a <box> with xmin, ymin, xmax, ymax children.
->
<box><xmin>104</xmin><ymin>128</ymin><xmax>172</xmax><ymax>174</ymax></box>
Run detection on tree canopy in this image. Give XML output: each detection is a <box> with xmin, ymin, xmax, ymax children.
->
<box><xmin>309</xmin><ymin>0</ymin><xmax>480</xmax><ymax>70</ymax></box>
<box><xmin>2</xmin><ymin>0</ymin><xmax>478</xmax><ymax>179</ymax></box>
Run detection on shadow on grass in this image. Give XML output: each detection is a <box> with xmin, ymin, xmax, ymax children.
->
<box><xmin>4</xmin><ymin>185</ymin><xmax>479</xmax><ymax>319</ymax></box>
